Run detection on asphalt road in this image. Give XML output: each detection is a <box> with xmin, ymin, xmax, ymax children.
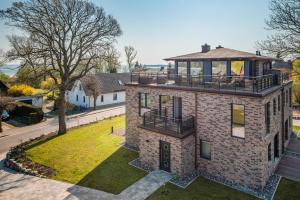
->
<box><xmin>0</xmin><ymin>105</ymin><xmax>125</xmax><ymax>154</ymax></box>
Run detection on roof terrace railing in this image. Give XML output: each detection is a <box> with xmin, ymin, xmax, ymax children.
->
<box><xmin>130</xmin><ymin>70</ymin><xmax>290</xmax><ymax>93</ymax></box>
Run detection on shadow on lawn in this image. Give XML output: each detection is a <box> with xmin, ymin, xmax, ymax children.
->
<box><xmin>68</xmin><ymin>147</ymin><xmax>146</xmax><ymax>195</ymax></box>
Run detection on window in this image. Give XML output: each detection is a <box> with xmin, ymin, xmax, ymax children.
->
<box><xmin>177</xmin><ymin>62</ymin><xmax>188</xmax><ymax>74</ymax></box>
<box><xmin>200</xmin><ymin>140</ymin><xmax>211</xmax><ymax>160</ymax></box>
<box><xmin>289</xmin><ymin>88</ymin><xmax>292</xmax><ymax>107</ymax></box>
<box><xmin>79</xmin><ymin>84</ymin><xmax>82</xmax><ymax>91</ymax></box>
<box><xmin>274</xmin><ymin>133</ymin><xmax>279</xmax><ymax>159</ymax></box>
<box><xmin>190</xmin><ymin>61</ymin><xmax>204</xmax><ymax>76</ymax></box>
<box><xmin>268</xmin><ymin>143</ymin><xmax>272</xmax><ymax>162</ymax></box>
<box><xmin>83</xmin><ymin>96</ymin><xmax>85</xmax><ymax>103</ymax></box>
<box><xmin>278</xmin><ymin>95</ymin><xmax>281</xmax><ymax>112</ymax></box>
<box><xmin>101</xmin><ymin>95</ymin><xmax>104</xmax><ymax>102</ymax></box>
<box><xmin>113</xmin><ymin>93</ymin><xmax>117</xmax><ymax>101</ymax></box>
<box><xmin>273</xmin><ymin>98</ymin><xmax>276</xmax><ymax>115</ymax></box>
<box><xmin>159</xmin><ymin>95</ymin><xmax>170</xmax><ymax>117</ymax></box>
<box><xmin>231</xmin><ymin>104</ymin><xmax>245</xmax><ymax>138</ymax></box>
<box><xmin>265</xmin><ymin>102</ymin><xmax>270</xmax><ymax>135</ymax></box>
<box><xmin>212</xmin><ymin>61</ymin><xmax>227</xmax><ymax>76</ymax></box>
<box><xmin>76</xmin><ymin>95</ymin><xmax>79</xmax><ymax>102</ymax></box>
<box><xmin>139</xmin><ymin>93</ymin><xmax>150</xmax><ymax>115</ymax></box>
<box><xmin>231</xmin><ymin>61</ymin><xmax>244</xmax><ymax>77</ymax></box>
<box><xmin>286</xmin><ymin>90</ymin><xmax>288</xmax><ymax>106</ymax></box>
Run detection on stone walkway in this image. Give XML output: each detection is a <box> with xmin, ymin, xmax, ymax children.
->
<box><xmin>0</xmin><ymin>154</ymin><xmax>171</xmax><ymax>200</ymax></box>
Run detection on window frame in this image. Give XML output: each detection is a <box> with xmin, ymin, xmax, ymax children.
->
<box><xmin>200</xmin><ymin>140</ymin><xmax>211</xmax><ymax>160</ymax></box>
<box><xmin>231</xmin><ymin>103</ymin><xmax>245</xmax><ymax>139</ymax></box>
<box><xmin>113</xmin><ymin>93</ymin><xmax>118</xmax><ymax>101</ymax></box>
<box><xmin>265</xmin><ymin>102</ymin><xmax>270</xmax><ymax>135</ymax></box>
<box><xmin>139</xmin><ymin>93</ymin><xmax>150</xmax><ymax>116</ymax></box>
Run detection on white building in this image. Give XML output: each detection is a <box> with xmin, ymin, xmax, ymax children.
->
<box><xmin>66</xmin><ymin>73</ymin><xmax>130</xmax><ymax>108</ymax></box>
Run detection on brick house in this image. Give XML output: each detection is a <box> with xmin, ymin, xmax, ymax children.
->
<box><xmin>125</xmin><ymin>44</ymin><xmax>292</xmax><ymax>190</ymax></box>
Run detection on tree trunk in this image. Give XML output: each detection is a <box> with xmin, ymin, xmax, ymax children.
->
<box><xmin>94</xmin><ymin>94</ymin><xmax>97</xmax><ymax>110</ymax></box>
<box><xmin>58</xmin><ymin>89</ymin><xmax>67</xmax><ymax>134</ymax></box>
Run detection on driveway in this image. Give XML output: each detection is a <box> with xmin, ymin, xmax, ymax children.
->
<box><xmin>275</xmin><ymin>138</ymin><xmax>300</xmax><ymax>182</ymax></box>
<box><xmin>0</xmin><ymin>105</ymin><xmax>125</xmax><ymax>154</ymax></box>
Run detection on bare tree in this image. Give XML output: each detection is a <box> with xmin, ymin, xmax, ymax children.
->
<box><xmin>0</xmin><ymin>0</ymin><xmax>121</xmax><ymax>134</ymax></box>
<box><xmin>83</xmin><ymin>76</ymin><xmax>100</xmax><ymax>110</ymax></box>
<box><xmin>105</xmin><ymin>46</ymin><xmax>120</xmax><ymax>73</ymax></box>
<box><xmin>0</xmin><ymin>97</ymin><xmax>15</xmax><ymax>133</ymax></box>
<box><xmin>257</xmin><ymin>0</ymin><xmax>300</xmax><ymax>59</ymax></box>
<box><xmin>125</xmin><ymin>46</ymin><xmax>137</xmax><ymax>72</ymax></box>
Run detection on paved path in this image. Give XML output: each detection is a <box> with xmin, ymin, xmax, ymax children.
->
<box><xmin>0</xmin><ymin>105</ymin><xmax>125</xmax><ymax>154</ymax></box>
<box><xmin>276</xmin><ymin>138</ymin><xmax>300</xmax><ymax>182</ymax></box>
<box><xmin>0</xmin><ymin>153</ymin><xmax>171</xmax><ymax>200</ymax></box>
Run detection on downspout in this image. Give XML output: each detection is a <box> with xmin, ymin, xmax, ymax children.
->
<box><xmin>194</xmin><ymin>92</ymin><xmax>198</xmax><ymax>170</ymax></box>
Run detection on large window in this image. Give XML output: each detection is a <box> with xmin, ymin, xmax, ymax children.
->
<box><xmin>268</xmin><ymin>143</ymin><xmax>272</xmax><ymax>162</ymax></box>
<box><xmin>273</xmin><ymin>98</ymin><xmax>276</xmax><ymax>116</ymax></box>
<box><xmin>265</xmin><ymin>102</ymin><xmax>270</xmax><ymax>135</ymax></box>
<box><xmin>231</xmin><ymin>61</ymin><xmax>244</xmax><ymax>77</ymax></box>
<box><xmin>200</xmin><ymin>140</ymin><xmax>211</xmax><ymax>160</ymax></box>
<box><xmin>278</xmin><ymin>95</ymin><xmax>281</xmax><ymax>111</ymax></box>
<box><xmin>159</xmin><ymin>95</ymin><xmax>170</xmax><ymax>117</ymax></box>
<box><xmin>190</xmin><ymin>61</ymin><xmax>204</xmax><ymax>76</ymax></box>
<box><xmin>212</xmin><ymin>61</ymin><xmax>227</xmax><ymax>76</ymax></box>
<box><xmin>177</xmin><ymin>62</ymin><xmax>188</xmax><ymax>74</ymax></box>
<box><xmin>231</xmin><ymin>104</ymin><xmax>245</xmax><ymax>138</ymax></box>
<box><xmin>139</xmin><ymin>93</ymin><xmax>150</xmax><ymax>116</ymax></box>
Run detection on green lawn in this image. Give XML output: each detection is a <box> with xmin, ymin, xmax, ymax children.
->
<box><xmin>25</xmin><ymin>115</ymin><xmax>147</xmax><ymax>194</ymax></box>
<box><xmin>274</xmin><ymin>178</ymin><xmax>300</xmax><ymax>200</ymax></box>
<box><xmin>147</xmin><ymin>177</ymin><xmax>257</xmax><ymax>200</ymax></box>
<box><xmin>148</xmin><ymin>177</ymin><xmax>300</xmax><ymax>200</ymax></box>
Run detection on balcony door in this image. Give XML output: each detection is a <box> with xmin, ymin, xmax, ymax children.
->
<box><xmin>173</xmin><ymin>97</ymin><xmax>182</xmax><ymax>120</ymax></box>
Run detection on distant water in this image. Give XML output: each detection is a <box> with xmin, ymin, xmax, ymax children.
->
<box><xmin>0</xmin><ymin>64</ymin><xmax>19</xmax><ymax>77</ymax></box>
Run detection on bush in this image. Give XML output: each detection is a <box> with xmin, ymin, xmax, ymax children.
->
<box><xmin>8</xmin><ymin>84</ymin><xmax>36</xmax><ymax>97</ymax></box>
<box><xmin>46</xmin><ymin>91</ymin><xmax>59</xmax><ymax>100</ymax></box>
<box><xmin>10</xmin><ymin>102</ymin><xmax>44</xmax><ymax>124</ymax></box>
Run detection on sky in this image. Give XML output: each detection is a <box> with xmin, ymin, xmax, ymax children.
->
<box><xmin>0</xmin><ymin>0</ymin><xmax>274</xmax><ymax>65</ymax></box>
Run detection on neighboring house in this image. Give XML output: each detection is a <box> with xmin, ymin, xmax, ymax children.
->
<box><xmin>125</xmin><ymin>44</ymin><xmax>293</xmax><ymax>192</ymax></box>
<box><xmin>0</xmin><ymin>80</ymin><xmax>9</xmax><ymax>96</ymax></box>
<box><xmin>66</xmin><ymin>73</ymin><xmax>130</xmax><ymax>108</ymax></box>
<box><xmin>272</xmin><ymin>60</ymin><xmax>292</xmax><ymax>74</ymax></box>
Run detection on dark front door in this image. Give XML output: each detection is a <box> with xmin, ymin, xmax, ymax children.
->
<box><xmin>159</xmin><ymin>141</ymin><xmax>170</xmax><ymax>172</ymax></box>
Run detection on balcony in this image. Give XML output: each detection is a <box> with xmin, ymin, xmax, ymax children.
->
<box><xmin>130</xmin><ymin>71</ymin><xmax>290</xmax><ymax>94</ymax></box>
<box><xmin>140</xmin><ymin>109</ymin><xmax>195</xmax><ymax>138</ymax></box>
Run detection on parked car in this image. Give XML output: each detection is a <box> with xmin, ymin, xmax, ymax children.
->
<box><xmin>1</xmin><ymin>110</ymin><xmax>10</xmax><ymax>121</ymax></box>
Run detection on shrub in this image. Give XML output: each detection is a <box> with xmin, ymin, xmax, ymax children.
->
<box><xmin>46</xmin><ymin>91</ymin><xmax>59</xmax><ymax>100</ymax></box>
<box><xmin>10</xmin><ymin>102</ymin><xmax>44</xmax><ymax>124</ymax></box>
<box><xmin>8</xmin><ymin>84</ymin><xmax>36</xmax><ymax>97</ymax></box>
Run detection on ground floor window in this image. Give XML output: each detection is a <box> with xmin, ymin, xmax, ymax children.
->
<box><xmin>113</xmin><ymin>93</ymin><xmax>118</xmax><ymax>101</ymax></box>
<box><xmin>101</xmin><ymin>95</ymin><xmax>104</xmax><ymax>102</ymax></box>
<box><xmin>83</xmin><ymin>96</ymin><xmax>85</xmax><ymax>103</ymax></box>
<box><xmin>76</xmin><ymin>95</ymin><xmax>78</xmax><ymax>102</ymax></box>
<box><xmin>200</xmin><ymin>140</ymin><xmax>211</xmax><ymax>160</ymax></box>
<box><xmin>268</xmin><ymin>143</ymin><xmax>272</xmax><ymax>161</ymax></box>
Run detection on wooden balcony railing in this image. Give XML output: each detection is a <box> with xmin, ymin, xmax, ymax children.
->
<box><xmin>141</xmin><ymin>109</ymin><xmax>195</xmax><ymax>138</ymax></box>
<box><xmin>130</xmin><ymin>70</ymin><xmax>290</xmax><ymax>93</ymax></box>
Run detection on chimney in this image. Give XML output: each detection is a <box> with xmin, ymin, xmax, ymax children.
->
<box><xmin>256</xmin><ymin>51</ymin><xmax>261</xmax><ymax>56</ymax></box>
<box><xmin>216</xmin><ymin>45</ymin><xmax>223</xmax><ymax>49</ymax></box>
<box><xmin>201</xmin><ymin>43</ymin><xmax>211</xmax><ymax>53</ymax></box>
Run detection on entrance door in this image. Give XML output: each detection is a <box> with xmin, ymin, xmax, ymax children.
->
<box><xmin>173</xmin><ymin>97</ymin><xmax>182</xmax><ymax>119</ymax></box>
<box><xmin>159</xmin><ymin>141</ymin><xmax>171</xmax><ymax>172</ymax></box>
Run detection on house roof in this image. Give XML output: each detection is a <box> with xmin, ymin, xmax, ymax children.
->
<box><xmin>164</xmin><ymin>47</ymin><xmax>277</xmax><ymax>61</ymax></box>
<box><xmin>79</xmin><ymin>73</ymin><xmax>130</xmax><ymax>96</ymax></box>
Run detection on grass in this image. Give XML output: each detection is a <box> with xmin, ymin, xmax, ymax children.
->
<box><xmin>274</xmin><ymin>178</ymin><xmax>300</xmax><ymax>200</ymax></box>
<box><xmin>147</xmin><ymin>177</ymin><xmax>257</xmax><ymax>200</ymax></box>
<box><xmin>25</xmin><ymin>115</ymin><xmax>147</xmax><ymax>194</ymax></box>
